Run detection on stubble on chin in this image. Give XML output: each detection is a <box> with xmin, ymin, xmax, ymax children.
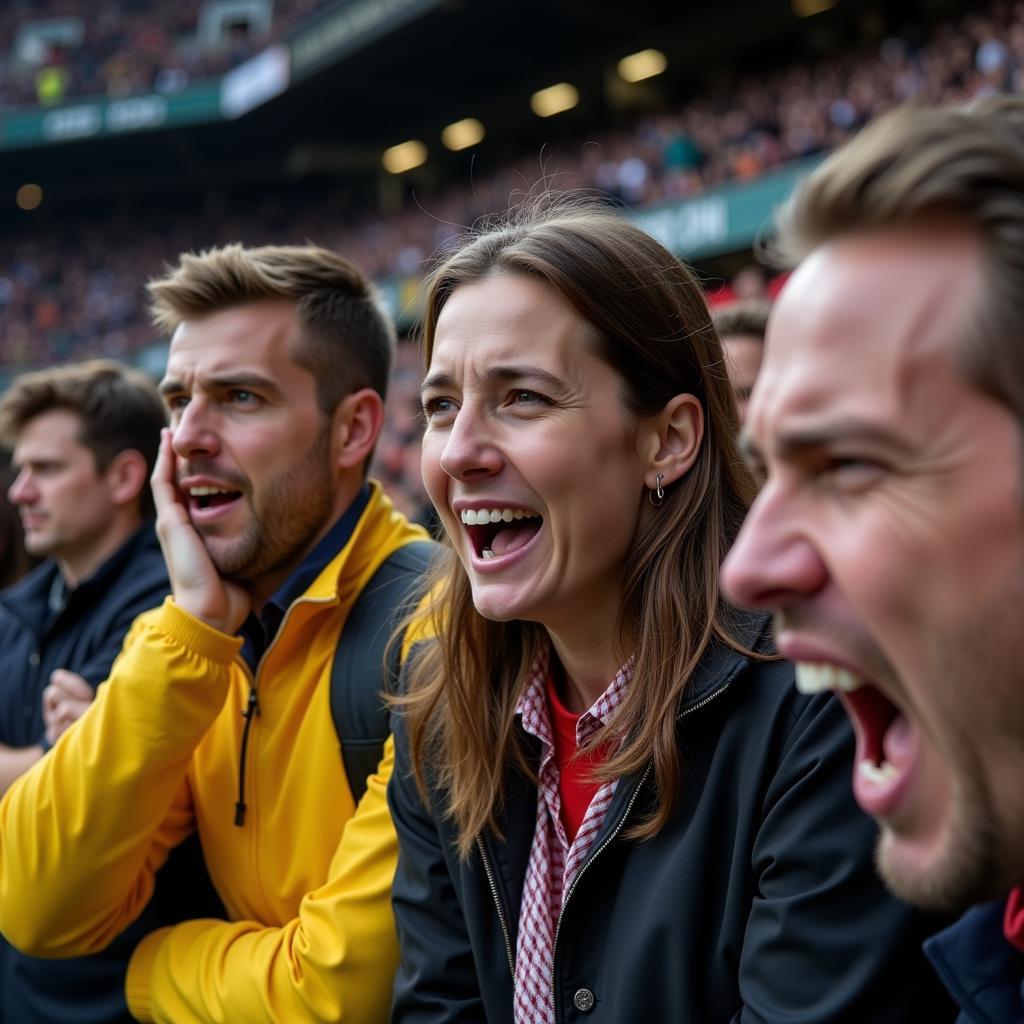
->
<box><xmin>874</xmin><ymin>785</ymin><xmax>1006</xmax><ymax>913</ymax></box>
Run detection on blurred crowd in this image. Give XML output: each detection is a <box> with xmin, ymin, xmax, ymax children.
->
<box><xmin>3</xmin><ymin>2</ymin><xmax>1022</xmax><ymax>375</ymax></box>
<box><xmin>0</xmin><ymin>0</ymin><xmax>333</xmax><ymax>108</ymax></box>
<box><xmin>1</xmin><ymin>0</ymin><xmax>1022</xmax><ymax>518</ymax></box>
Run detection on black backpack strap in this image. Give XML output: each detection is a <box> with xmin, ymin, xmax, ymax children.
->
<box><xmin>330</xmin><ymin>540</ymin><xmax>436</xmax><ymax>804</ymax></box>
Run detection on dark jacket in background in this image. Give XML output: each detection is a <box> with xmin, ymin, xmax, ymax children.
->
<box><xmin>0</xmin><ymin>523</ymin><xmax>168</xmax><ymax>746</ymax></box>
<box><xmin>389</xmin><ymin>617</ymin><xmax>957</xmax><ymax>1023</ymax></box>
<box><xmin>0</xmin><ymin>523</ymin><xmax>224</xmax><ymax>1024</ymax></box>
<box><xmin>925</xmin><ymin>900</ymin><xmax>1024</xmax><ymax>1023</ymax></box>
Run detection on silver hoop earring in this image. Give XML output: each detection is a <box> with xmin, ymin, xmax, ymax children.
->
<box><xmin>649</xmin><ymin>473</ymin><xmax>665</xmax><ymax>507</ymax></box>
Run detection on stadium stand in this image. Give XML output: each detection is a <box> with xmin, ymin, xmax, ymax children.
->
<box><xmin>0</xmin><ymin>0</ymin><xmax>1018</xmax><ymax>516</ymax></box>
<box><xmin>0</xmin><ymin>0</ymin><xmax>337</xmax><ymax>108</ymax></box>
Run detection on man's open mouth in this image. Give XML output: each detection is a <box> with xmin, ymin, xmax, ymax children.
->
<box><xmin>460</xmin><ymin>507</ymin><xmax>542</xmax><ymax>560</ymax></box>
<box><xmin>188</xmin><ymin>485</ymin><xmax>243</xmax><ymax>512</ymax></box>
<box><xmin>796</xmin><ymin>663</ymin><xmax>911</xmax><ymax>786</ymax></box>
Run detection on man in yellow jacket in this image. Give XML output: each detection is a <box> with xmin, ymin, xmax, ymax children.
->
<box><xmin>0</xmin><ymin>243</ymin><xmax>431</xmax><ymax>1022</ymax></box>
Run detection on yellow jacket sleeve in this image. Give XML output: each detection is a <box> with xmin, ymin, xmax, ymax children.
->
<box><xmin>0</xmin><ymin>598</ymin><xmax>240</xmax><ymax>956</ymax></box>
<box><xmin>125</xmin><ymin>735</ymin><xmax>400</xmax><ymax>1023</ymax></box>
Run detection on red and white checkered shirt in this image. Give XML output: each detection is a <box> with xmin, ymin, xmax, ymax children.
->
<box><xmin>512</xmin><ymin>647</ymin><xmax>633</xmax><ymax>1024</ymax></box>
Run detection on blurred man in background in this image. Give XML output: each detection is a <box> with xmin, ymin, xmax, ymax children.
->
<box><xmin>0</xmin><ymin>358</ymin><xmax>167</xmax><ymax>789</ymax></box>
<box><xmin>722</xmin><ymin>96</ymin><xmax>1024</xmax><ymax>1021</ymax></box>
<box><xmin>713</xmin><ymin>299</ymin><xmax>770</xmax><ymax>424</ymax></box>
<box><xmin>0</xmin><ymin>358</ymin><xmax>178</xmax><ymax>1023</ymax></box>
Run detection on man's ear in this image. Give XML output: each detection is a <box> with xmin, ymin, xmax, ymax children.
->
<box><xmin>104</xmin><ymin>449</ymin><xmax>149</xmax><ymax>508</ymax></box>
<box><xmin>642</xmin><ymin>393</ymin><xmax>704</xmax><ymax>491</ymax></box>
<box><xmin>331</xmin><ymin>388</ymin><xmax>386</xmax><ymax>472</ymax></box>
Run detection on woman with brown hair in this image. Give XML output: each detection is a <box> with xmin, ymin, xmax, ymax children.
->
<box><xmin>388</xmin><ymin>204</ymin><xmax>953</xmax><ymax>1022</ymax></box>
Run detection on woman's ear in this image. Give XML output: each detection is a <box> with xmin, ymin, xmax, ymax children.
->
<box><xmin>644</xmin><ymin>394</ymin><xmax>703</xmax><ymax>491</ymax></box>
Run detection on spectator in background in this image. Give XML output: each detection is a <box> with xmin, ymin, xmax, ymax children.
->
<box><xmin>0</xmin><ymin>359</ymin><xmax>167</xmax><ymax>788</ymax></box>
<box><xmin>0</xmin><ymin>358</ymin><xmax>185</xmax><ymax>1024</ymax></box>
<box><xmin>0</xmin><ymin>457</ymin><xmax>39</xmax><ymax>589</ymax></box>
<box><xmin>713</xmin><ymin>299</ymin><xmax>770</xmax><ymax>424</ymax></box>
<box><xmin>722</xmin><ymin>96</ymin><xmax>1024</xmax><ymax>1020</ymax></box>
<box><xmin>389</xmin><ymin>205</ymin><xmax>954</xmax><ymax>1023</ymax></box>
<box><xmin>0</xmin><ymin>244</ymin><xmax>431</xmax><ymax>1023</ymax></box>
<box><xmin>731</xmin><ymin>263</ymin><xmax>771</xmax><ymax>301</ymax></box>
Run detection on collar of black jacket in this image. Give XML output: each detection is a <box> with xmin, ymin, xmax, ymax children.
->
<box><xmin>678</xmin><ymin>608</ymin><xmax>772</xmax><ymax>712</ymax></box>
<box><xmin>0</xmin><ymin>521</ymin><xmax>160</xmax><ymax>631</ymax></box>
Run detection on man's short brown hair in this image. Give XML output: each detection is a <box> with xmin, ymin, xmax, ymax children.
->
<box><xmin>147</xmin><ymin>243</ymin><xmax>396</xmax><ymax>412</ymax></box>
<box><xmin>773</xmin><ymin>95</ymin><xmax>1024</xmax><ymax>435</ymax></box>
<box><xmin>0</xmin><ymin>359</ymin><xmax>166</xmax><ymax>516</ymax></box>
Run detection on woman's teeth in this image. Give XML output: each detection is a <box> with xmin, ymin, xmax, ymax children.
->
<box><xmin>460</xmin><ymin>508</ymin><xmax>540</xmax><ymax>525</ymax></box>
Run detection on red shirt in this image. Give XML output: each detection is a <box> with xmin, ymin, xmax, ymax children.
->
<box><xmin>1004</xmin><ymin>887</ymin><xmax>1024</xmax><ymax>951</ymax></box>
<box><xmin>545</xmin><ymin>671</ymin><xmax>613</xmax><ymax>841</ymax></box>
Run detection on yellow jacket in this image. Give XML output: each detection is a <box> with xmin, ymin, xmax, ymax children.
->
<box><xmin>0</xmin><ymin>483</ymin><xmax>429</xmax><ymax>1023</ymax></box>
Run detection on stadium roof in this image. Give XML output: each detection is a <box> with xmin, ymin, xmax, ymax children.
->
<box><xmin>0</xmin><ymin>0</ymin><xmax>844</xmax><ymax>210</ymax></box>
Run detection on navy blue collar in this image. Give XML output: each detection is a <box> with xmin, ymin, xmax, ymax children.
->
<box><xmin>0</xmin><ymin>521</ymin><xmax>158</xmax><ymax>631</ymax></box>
<box><xmin>924</xmin><ymin>898</ymin><xmax>1024</xmax><ymax>1022</ymax></box>
<box><xmin>239</xmin><ymin>483</ymin><xmax>370</xmax><ymax>671</ymax></box>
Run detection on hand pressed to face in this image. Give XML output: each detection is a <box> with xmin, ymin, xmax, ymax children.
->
<box><xmin>151</xmin><ymin>427</ymin><xmax>251</xmax><ymax>632</ymax></box>
<box><xmin>721</xmin><ymin>224</ymin><xmax>1024</xmax><ymax>911</ymax></box>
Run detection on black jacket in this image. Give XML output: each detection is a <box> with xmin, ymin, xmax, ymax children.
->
<box><xmin>0</xmin><ymin>523</ymin><xmax>169</xmax><ymax>747</ymax></box>
<box><xmin>389</xmin><ymin>618</ymin><xmax>956</xmax><ymax>1023</ymax></box>
<box><xmin>0</xmin><ymin>524</ymin><xmax>223</xmax><ymax>1024</ymax></box>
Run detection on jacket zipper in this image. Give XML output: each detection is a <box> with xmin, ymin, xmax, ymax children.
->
<box><xmin>477</xmin><ymin>835</ymin><xmax>516</xmax><ymax>979</ymax></box>
<box><xmin>233</xmin><ymin>685</ymin><xmax>261</xmax><ymax>826</ymax></box>
<box><xmin>231</xmin><ymin>595</ymin><xmax>335</xmax><ymax>826</ymax></box>
<box><xmin>548</xmin><ymin>679</ymin><xmax>734</xmax><ymax>1019</ymax></box>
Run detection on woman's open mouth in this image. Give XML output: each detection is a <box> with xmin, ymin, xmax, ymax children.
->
<box><xmin>460</xmin><ymin>506</ymin><xmax>543</xmax><ymax>562</ymax></box>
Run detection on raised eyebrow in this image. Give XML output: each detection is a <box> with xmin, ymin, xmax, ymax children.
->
<box><xmin>420</xmin><ymin>371</ymin><xmax>455</xmax><ymax>396</ymax></box>
<box><xmin>420</xmin><ymin>365</ymin><xmax>566</xmax><ymax>394</ymax></box>
<box><xmin>208</xmin><ymin>373</ymin><xmax>283</xmax><ymax>399</ymax></box>
<box><xmin>159</xmin><ymin>374</ymin><xmax>283</xmax><ymax>400</ymax></box>
<box><xmin>485</xmin><ymin>364</ymin><xmax>566</xmax><ymax>391</ymax></box>
<box><xmin>774</xmin><ymin>421</ymin><xmax>915</xmax><ymax>459</ymax></box>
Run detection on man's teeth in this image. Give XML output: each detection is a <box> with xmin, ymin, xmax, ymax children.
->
<box><xmin>481</xmin><ymin>549</ymin><xmax>495</xmax><ymax>560</ymax></box>
<box><xmin>795</xmin><ymin>662</ymin><xmax>863</xmax><ymax>694</ymax></box>
<box><xmin>858</xmin><ymin>759</ymin><xmax>899</xmax><ymax>785</ymax></box>
<box><xmin>460</xmin><ymin>508</ymin><xmax>540</xmax><ymax>525</ymax></box>
<box><xmin>189</xmin><ymin>486</ymin><xmax>234</xmax><ymax>497</ymax></box>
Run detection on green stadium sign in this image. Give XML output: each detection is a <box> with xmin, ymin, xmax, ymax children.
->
<box><xmin>0</xmin><ymin>84</ymin><xmax>222</xmax><ymax>150</ymax></box>
<box><xmin>629</xmin><ymin>156</ymin><xmax>822</xmax><ymax>262</ymax></box>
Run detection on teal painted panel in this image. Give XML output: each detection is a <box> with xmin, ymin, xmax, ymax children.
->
<box><xmin>0</xmin><ymin>83</ymin><xmax>222</xmax><ymax>150</ymax></box>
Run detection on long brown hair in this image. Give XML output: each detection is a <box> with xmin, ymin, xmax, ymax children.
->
<box><xmin>400</xmin><ymin>202</ymin><xmax>758</xmax><ymax>858</ymax></box>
